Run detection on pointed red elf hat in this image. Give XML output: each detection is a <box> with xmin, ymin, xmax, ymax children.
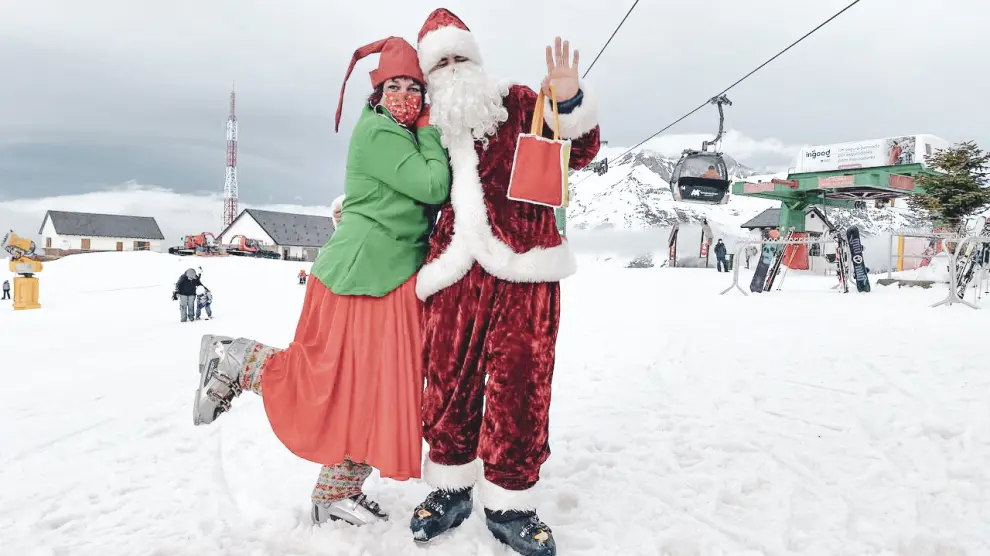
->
<box><xmin>416</xmin><ymin>8</ymin><xmax>483</xmax><ymax>75</ymax></box>
<box><xmin>334</xmin><ymin>36</ymin><xmax>424</xmax><ymax>133</ymax></box>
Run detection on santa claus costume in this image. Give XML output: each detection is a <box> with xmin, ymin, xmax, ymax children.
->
<box><xmin>407</xmin><ymin>9</ymin><xmax>600</xmax><ymax>556</ymax></box>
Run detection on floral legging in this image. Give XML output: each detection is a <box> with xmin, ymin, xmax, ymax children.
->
<box><xmin>240</xmin><ymin>342</ymin><xmax>373</xmax><ymax>505</ymax></box>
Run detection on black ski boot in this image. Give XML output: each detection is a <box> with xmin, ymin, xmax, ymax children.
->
<box><xmin>410</xmin><ymin>487</ymin><xmax>473</xmax><ymax>544</ymax></box>
<box><xmin>485</xmin><ymin>509</ymin><xmax>556</xmax><ymax>556</ymax></box>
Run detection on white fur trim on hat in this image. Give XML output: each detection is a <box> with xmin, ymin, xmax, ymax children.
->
<box><xmin>418</xmin><ymin>26</ymin><xmax>484</xmax><ymax>75</ymax></box>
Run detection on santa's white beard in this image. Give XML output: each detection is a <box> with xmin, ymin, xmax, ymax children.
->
<box><xmin>427</xmin><ymin>62</ymin><xmax>508</xmax><ymax>149</ymax></box>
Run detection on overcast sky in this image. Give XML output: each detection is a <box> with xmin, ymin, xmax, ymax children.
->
<box><xmin>2</xmin><ymin>0</ymin><xmax>988</xmax><ymax>206</ymax></box>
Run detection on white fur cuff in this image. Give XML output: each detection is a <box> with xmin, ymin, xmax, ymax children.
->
<box><xmin>423</xmin><ymin>457</ymin><xmax>479</xmax><ymax>491</ymax></box>
<box><xmin>544</xmin><ymin>83</ymin><xmax>599</xmax><ymax>139</ymax></box>
<box><xmin>477</xmin><ymin>476</ymin><xmax>537</xmax><ymax>512</ymax></box>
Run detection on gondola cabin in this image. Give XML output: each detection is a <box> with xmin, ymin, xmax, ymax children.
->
<box><xmin>670</xmin><ymin>151</ymin><xmax>730</xmax><ymax>205</ymax></box>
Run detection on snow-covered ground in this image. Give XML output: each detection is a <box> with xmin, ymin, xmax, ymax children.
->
<box><xmin>889</xmin><ymin>253</ymin><xmax>953</xmax><ymax>283</ymax></box>
<box><xmin>2</xmin><ymin>252</ymin><xmax>989</xmax><ymax>556</ymax></box>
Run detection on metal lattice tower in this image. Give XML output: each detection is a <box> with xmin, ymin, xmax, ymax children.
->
<box><xmin>222</xmin><ymin>86</ymin><xmax>239</xmax><ymax>231</ymax></box>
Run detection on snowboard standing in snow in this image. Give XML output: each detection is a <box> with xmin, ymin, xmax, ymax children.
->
<box><xmin>749</xmin><ymin>239</ymin><xmax>776</xmax><ymax>293</ymax></box>
<box><xmin>846</xmin><ymin>226</ymin><xmax>871</xmax><ymax>292</ymax></box>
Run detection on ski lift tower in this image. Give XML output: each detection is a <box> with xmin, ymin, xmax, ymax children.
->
<box><xmin>731</xmin><ymin>135</ymin><xmax>946</xmax><ymax>232</ymax></box>
<box><xmin>222</xmin><ymin>86</ymin><xmax>239</xmax><ymax>232</ymax></box>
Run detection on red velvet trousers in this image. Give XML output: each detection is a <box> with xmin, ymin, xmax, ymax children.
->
<box><xmin>422</xmin><ymin>262</ymin><xmax>560</xmax><ymax>508</ymax></box>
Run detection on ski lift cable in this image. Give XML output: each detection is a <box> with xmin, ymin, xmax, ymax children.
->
<box><xmin>581</xmin><ymin>0</ymin><xmax>641</xmax><ymax>79</ymax></box>
<box><xmin>574</xmin><ymin>0</ymin><xmax>863</xmax><ymax>186</ymax></box>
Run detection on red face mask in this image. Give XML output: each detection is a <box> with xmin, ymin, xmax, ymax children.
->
<box><xmin>381</xmin><ymin>91</ymin><xmax>422</xmax><ymax>126</ymax></box>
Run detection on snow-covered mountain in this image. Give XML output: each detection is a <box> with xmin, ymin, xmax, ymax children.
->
<box><xmin>567</xmin><ymin>143</ymin><xmax>930</xmax><ymax>238</ymax></box>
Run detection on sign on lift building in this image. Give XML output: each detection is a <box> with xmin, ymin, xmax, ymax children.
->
<box><xmin>795</xmin><ymin>134</ymin><xmax>949</xmax><ymax>174</ymax></box>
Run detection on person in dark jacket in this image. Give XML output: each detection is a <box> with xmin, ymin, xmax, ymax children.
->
<box><xmin>714</xmin><ymin>239</ymin><xmax>728</xmax><ymax>272</ymax></box>
<box><xmin>172</xmin><ymin>268</ymin><xmax>206</xmax><ymax>322</ymax></box>
<box><xmin>2</xmin><ymin>279</ymin><xmax>10</xmax><ymax>300</ymax></box>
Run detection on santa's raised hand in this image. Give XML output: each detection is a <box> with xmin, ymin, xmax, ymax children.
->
<box><xmin>543</xmin><ymin>36</ymin><xmax>579</xmax><ymax>102</ymax></box>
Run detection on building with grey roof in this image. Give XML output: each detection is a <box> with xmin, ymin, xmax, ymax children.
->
<box><xmin>39</xmin><ymin>210</ymin><xmax>165</xmax><ymax>253</ymax></box>
<box><xmin>218</xmin><ymin>208</ymin><xmax>335</xmax><ymax>261</ymax></box>
<box><xmin>739</xmin><ymin>206</ymin><xmax>832</xmax><ymax>233</ymax></box>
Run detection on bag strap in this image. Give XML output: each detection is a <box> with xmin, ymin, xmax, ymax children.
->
<box><xmin>531</xmin><ymin>84</ymin><xmax>562</xmax><ymax>139</ymax></box>
<box><xmin>531</xmin><ymin>89</ymin><xmax>545</xmax><ymax>135</ymax></box>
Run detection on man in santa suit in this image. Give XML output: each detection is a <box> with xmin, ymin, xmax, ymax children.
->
<box><xmin>408</xmin><ymin>9</ymin><xmax>600</xmax><ymax>556</ymax></box>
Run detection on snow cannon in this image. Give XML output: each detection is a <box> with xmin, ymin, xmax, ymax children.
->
<box><xmin>3</xmin><ymin>230</ymin><xmax>44</xmax><ymax>310</ymax></box>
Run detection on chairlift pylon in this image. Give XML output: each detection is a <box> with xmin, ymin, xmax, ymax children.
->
<box><xmin>670</xmin><ymin>95</ymin><xmax>733</xmax><ymax>205</ymax></box>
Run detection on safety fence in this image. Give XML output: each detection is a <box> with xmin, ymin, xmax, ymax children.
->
<box><xmin>930</xmin><ymin>234</ymin><xmax>990</xmax><ymax>310</ymax></box>
<box><xmin>718</xmin><ymin>233</ymin><xmax>990</xmax><ymax>310</ymax></box>
<box><xmin>720</xmin><ymin>236</ymin><xmax>840</xmax><ymax>296</ymax></box>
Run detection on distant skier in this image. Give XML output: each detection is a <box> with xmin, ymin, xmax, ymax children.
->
<box><xmin>172</xmin><ymin>268</ymin><xmax>206</xmax><ymax>323</ymax></box>
<box><xmin>714</xmin><ymin>239</ymin><xmax>728</xmax><ymax>272</ymax></box>
<box><xmin>299</xmin><ymin>269</ymin><xmax>308</xmax><ymax>285</ymax></box>
<box><xmin>196</xmin><ymin>285</ymin><xmax>213</xmax><ymax>320</ymax></box>
<box><xmin>745</xmin><ymin>244</ymin><xmax>758</xmax><ymax>269</ymax></box>
<box><xmin>1</xmin><ymin>279</ymin><xmax>9</xmax><ymax>300</ymax></box>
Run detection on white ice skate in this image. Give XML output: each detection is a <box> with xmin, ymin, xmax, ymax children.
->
<box><xmin>312</xmin><ymin>493</ymin><xmax>388</xmax><ymax>526</ymax></box>
<box><xmin>193</xmin><ymin>335</ymin><xmax>253</xmax><ymax>426</ymax></box>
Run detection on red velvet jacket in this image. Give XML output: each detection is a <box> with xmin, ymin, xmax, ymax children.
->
<box><xmin>415</xmin><ymin>83</ymin><xmax>601</xmax><ymax>301</ymax></box>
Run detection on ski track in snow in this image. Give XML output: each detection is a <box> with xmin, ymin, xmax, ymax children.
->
<box><xmin>1</xmin><ymin>252</ymin><xmax>989</xmax><ymax>556</ymax></box>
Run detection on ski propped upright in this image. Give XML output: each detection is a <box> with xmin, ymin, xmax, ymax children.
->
<box><xmin>954</xmin><ymin>216</ymin><xmax>990</xmax><ymax>298</ymax></box>
<box><xmin>846</xmin><ymin>226</ymin><xmax>871</xmax><ymax>292</ymax></box>
<box><xmin>763</xmin><ymin>229</ymin><xmax>794</xmax><ymax>291</ymax></box>
<box><xmin>830</xmin><ymin>228</ymin><xmax>850</xmax><ymax>293</ymax></box>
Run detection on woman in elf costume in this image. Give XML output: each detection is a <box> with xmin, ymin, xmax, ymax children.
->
<box><xmin>191</xmin><ymin>36</ymin><xmax>450</xmax><ymax>527</ymax></box>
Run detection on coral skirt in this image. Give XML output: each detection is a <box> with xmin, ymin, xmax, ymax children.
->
<box><xmin>261</xmin><ymin>275</ymin><xmax>423</xmax><ymax>480</ymax></box>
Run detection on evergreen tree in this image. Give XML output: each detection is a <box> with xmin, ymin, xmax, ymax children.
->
<box><xmin>908</xmin><ymin>141</ymin><xmax>990</xmax><ymax>230</ymax></box>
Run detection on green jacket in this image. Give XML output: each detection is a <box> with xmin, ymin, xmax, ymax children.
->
<box><xmin>311</xmin><ymin>105</ymin><xmax>450</xmax><ymax>296</ymax></box>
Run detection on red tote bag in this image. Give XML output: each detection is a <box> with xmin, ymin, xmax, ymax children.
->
<box><xmin>506</xmin><ymin>85</ymin><xmax>571</xmax><ymax>208</ymax></box>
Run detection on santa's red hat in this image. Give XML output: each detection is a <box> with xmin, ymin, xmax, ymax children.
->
<box><xmin>335</xmin><ymin>36</ymin><xmax>424</xmax><ymax>132</ymax></box>
<box><xmin>416</xmin><ymin>8</ymin><xmax>483</xmax><ymax>75</ymax></box>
